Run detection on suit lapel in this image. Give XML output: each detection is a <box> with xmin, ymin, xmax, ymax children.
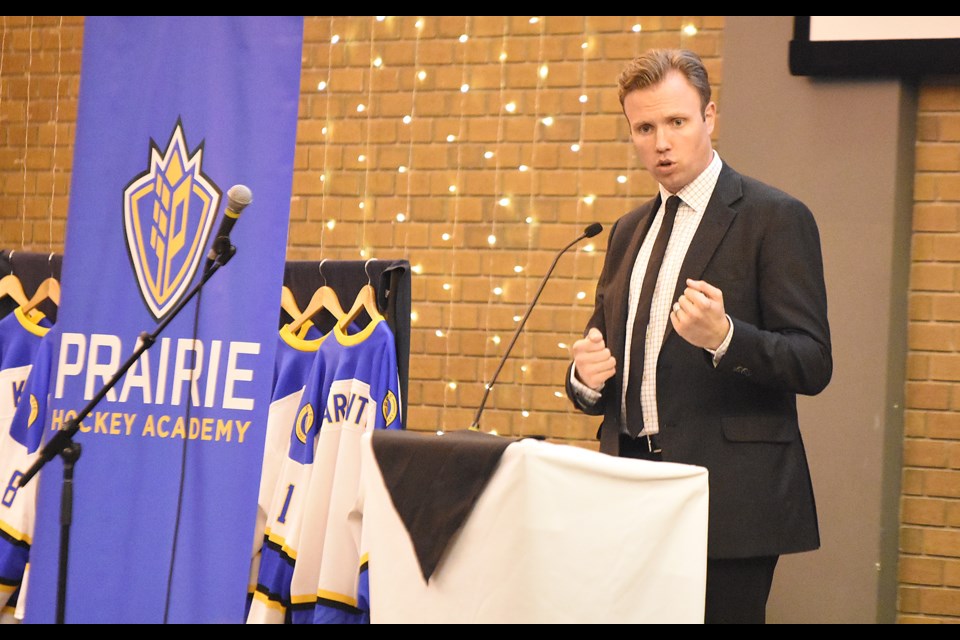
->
<box><xmin>663</xmin><ymin>164</ymin><xmax>743</xmax><ymax>344</ymax></box>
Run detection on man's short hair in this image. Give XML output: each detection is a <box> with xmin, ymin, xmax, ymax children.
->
<box><xmin>617</xmin><ymin>49</ymin><xmax>712</xmax><ymax>115</ymax></box>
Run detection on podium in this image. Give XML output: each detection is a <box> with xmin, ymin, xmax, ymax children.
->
<box><xmin>356</xmin><ymin>430</ymin><xmax>709</xmax><ymax>623</ymax></box>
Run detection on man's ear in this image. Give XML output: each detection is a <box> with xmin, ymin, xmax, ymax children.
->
<box><xmin>703</xmin><ymin>101</ymin><xmax>717</xmax><ymax>133</ymax></box>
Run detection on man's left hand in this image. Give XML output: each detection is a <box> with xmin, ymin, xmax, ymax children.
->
<box><xmin>671</xmin><ymin>278</ymin><xmax>729</xmax><ymax>350</ymax></box>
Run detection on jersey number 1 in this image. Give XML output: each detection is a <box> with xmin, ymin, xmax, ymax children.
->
<box><xmin>277</xmin><ymin>483</ymin><xmax>294</xmax><ymax>524</ymax></box>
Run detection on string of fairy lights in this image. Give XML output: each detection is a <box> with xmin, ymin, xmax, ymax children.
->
<box><xmin>479</xmin><ymin>16</ymin><xmax>510</xmax><ymax>429</ymax></box>
<box><xmin>441</xmin><ymin>15</ymin><xmax>473</xmax><ymax>425</ymax></box>
<box><xmin>20</xmin><ymin>17</ymin><xmax>33</xmax><ymax>249</ymax></box>
<box><xmin>301</xmin><ymin>16</ymin><xmax>708</xmax><ymax>435</ymax></box>
<box><xmin>317</xmin><ymin>16</ymin><xmax>336</xmax><ymax>253</ymax></box>
<box><xmin>47</xmin><ymin>16</ymin><xmax>63</xmax><ymax>250</ymax></box>
<box><xmin>626</xmin><ymin>19</ymin><xmax>643</xmax><ymax>204</ymax></box>
<box><xmin>516</xmin><ymin>16</ymin><xmax>548</xmax><ymax>433</ymax></box>
<box><xmin>559</xmin><ymin>17</ymin><xmax>595</xmax><ymax>433</ymax></box>
<box><xmin>404</xmin><ymin>19</ymin><xmax>423</xmax><ymax>324</ymax></box>
<box><xmin>357</xmin><ymin>17</ymin><xmax>377</xmax><ymax>258</ymax></box>
<box><xmin>398</xmin><ymin>15</ymin><xmax>423</xmax><ymax>252</ymax></box>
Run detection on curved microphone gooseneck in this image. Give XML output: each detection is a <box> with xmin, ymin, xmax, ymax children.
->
<box><xmin>469</xmin><ymin>222</ymin><xmax>603</xmax><ymax>431</ymax></box>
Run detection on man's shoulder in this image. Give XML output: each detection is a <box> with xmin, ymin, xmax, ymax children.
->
<box><xmin>721</xmin><ymin>164</ymin><xmax>821</xmax><ymax>235</ymax></box>
<box><xmin>723</xmin><ymin>163</ymin><xmax>809</xmax><ymax>210</ymax></box>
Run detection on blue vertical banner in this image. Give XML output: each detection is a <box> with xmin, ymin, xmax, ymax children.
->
<box><xmin>23</xmin><ymin>16</ymin><xmax>304</xmax><ymax>623</ymax></box>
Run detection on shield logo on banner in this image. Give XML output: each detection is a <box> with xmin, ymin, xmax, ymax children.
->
<box><xmin>123</xmin><ymin>120</ymin><xmax>221</xmax><ymax>320</ymax></box>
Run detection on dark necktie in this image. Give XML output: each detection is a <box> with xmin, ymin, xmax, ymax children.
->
<box><xmin>626</xmin><ymin>195</ymin><xmax>680</xmax><ymax>438</ymax></box>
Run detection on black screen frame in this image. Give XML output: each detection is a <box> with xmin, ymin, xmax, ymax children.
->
<box><xmin>790</xmin><ymin>16</ymin><xmax>960</xmax><ymax>76</ymax></box>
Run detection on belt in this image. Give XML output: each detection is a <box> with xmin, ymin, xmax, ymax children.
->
<box><xmin>643</xmin><ymin>433</ymin><xmax>662</xmax><ymax>454</ymax></box>
<box><xmin>620</xmin><ymin>432</ymin><xmax>662</xmax><ymax>455</ymax></box>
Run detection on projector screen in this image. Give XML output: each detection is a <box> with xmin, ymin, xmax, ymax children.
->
<box><xmin>790</xmin><ymin>16</ymin><xmax>960</xmax><ymax>76</ymax></box>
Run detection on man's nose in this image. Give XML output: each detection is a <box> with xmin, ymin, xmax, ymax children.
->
<box><xmin>655</xmin><ymin>128</ymin><xmax>671</xmax><ymax>151</ymax></box>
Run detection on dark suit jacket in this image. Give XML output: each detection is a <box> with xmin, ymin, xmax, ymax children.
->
<box><xmin>566</xmin><ymin>161</ymin><xmax>832</xmax><ymax>559</ymax></box>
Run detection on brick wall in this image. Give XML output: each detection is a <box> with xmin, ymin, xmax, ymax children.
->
<box><xmin>291</xmin><ymin>16</ymin><xmax>723</xmax><ymax>444</ymax></box>
<box><xmin>899</xmin><ymin>81</ymin><xmax>960</xmax><ymax>622</ymax></box>
<box><xmin>4</xmin><ymin>15</ymin><xmax>958</xmax><ymax>622</ymax></box>
<box><xmin>0</xmin><ymin>15</ymin><xmax>80</xmax><ymax>249</ymax></box>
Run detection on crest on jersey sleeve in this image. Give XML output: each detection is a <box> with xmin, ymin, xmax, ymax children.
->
<box><xmin>27</xmin><ymin>394</ymin><xmax>38</xmax><ymax>428</ymax></box>
<box><xmin>123</xmin><ymin>120</ymin><xmax>221</xmax><ymax>320</ymax></box>
<box><xmin>382</xmin><ymin>390</ymin><xmax>398</xmax><ymax>427</ymax></box>
<box><xmin>295</xmin><ymin>403</ymin><xmax>315</xmax><ymax>444</ymax></box>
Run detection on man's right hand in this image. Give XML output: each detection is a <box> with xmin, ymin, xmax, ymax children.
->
<box><xmin>571</xmin><ymin>327</ymin><xmax>617</xmax><ymax>391</ymax></box>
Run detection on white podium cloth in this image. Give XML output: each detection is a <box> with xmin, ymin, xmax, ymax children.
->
<box><xmin>355</xmin><ymin>433</ymin><xmax>709</xmax><ymax>623</ymax></box>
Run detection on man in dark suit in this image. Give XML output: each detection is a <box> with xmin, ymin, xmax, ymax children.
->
<box><xmin>565</xmin><ymin>49</ymin><xmax>832</xmax><ymax>624</ymax></box>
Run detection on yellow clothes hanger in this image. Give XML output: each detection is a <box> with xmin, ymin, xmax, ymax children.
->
<box><xmin>22</xmin><ymin>276</ymin><xmax>60</xmax><ymax>314</ymax></box>
<box><xmin>336</xmin><ymin>259</ymin><xmax>384</xmax><ymax>331</ymax></box>
<box><xmin>288</xmin><ymin>259</ymin><xmax>346</xmax><ymax>333</ymax></box>
<box><xmin>280</xmin><ymin>285</ymin><xmax>301</xmax><ymax>320</ymax></box>
<box><xmin>0</xmin><ymin>250</ymin><xmax>29</xmax><ymax>307</ymax></box>
<box><xmin>22</xmin><ymin>253</ymin><xmax>60</xmax><ymax>314</ymax></box>
<box><xmin>0</xmin><ymin>274</ymin><xmax>29</xmax><ymax>307</ymax></box>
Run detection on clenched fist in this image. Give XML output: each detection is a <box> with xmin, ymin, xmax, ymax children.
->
<box><xmin>670</xmin><ymin>278</ymin><xmax>730</xmax><ymax>350</ymax></box>
<box><xmin>571</xmin><ymin>327</ymin><xmax>617</xmax><ymax>390</ymax></box>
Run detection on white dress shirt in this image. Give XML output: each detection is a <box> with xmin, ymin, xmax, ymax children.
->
<box><xmin>571</xmin><ymin>151</ymin><xmax>733</xmax><ymax>437</ymax></box>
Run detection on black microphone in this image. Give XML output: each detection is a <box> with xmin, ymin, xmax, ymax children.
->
<box><xmin>469</xmin><ymin>222</ymin><xmax>603</xmax><ymax>431</ymax></box>
<box><xmin>205</xmin><ymin>184</ymin><xmax>253</xmax><ymax>271</ymax></box>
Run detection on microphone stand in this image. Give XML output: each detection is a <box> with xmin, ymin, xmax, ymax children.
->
<box><xmin>470</xmin><ymin>228</ymin><xmax>597</xmax><ymax>432</ymax></box>
<box><xmin>17</xmin><ymin>242</ymin><xmax>237</xmax><ymax>624</ymax></box>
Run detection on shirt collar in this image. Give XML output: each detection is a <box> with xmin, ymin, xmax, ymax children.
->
<box><xmin>658</xmin><ymin>150</ymin><xmax>722</xmax><ymax>215</ymax></box>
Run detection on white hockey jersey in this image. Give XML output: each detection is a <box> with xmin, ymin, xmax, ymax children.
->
<box><xmin>248</xmin><ymin>318</ymin><xmax>401</xmax><ymax>624</ymax></box>
<box><xmin>247</xmin><ymin>322</ymin><xmax>322</xmax><ymax>613</ymax></box>
<box><xmin>0</xmin><ymin>317</ymin><xmax>55</xmax><ymax>622</ymax></box>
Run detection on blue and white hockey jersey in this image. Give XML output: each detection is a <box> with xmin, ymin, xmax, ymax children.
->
<box><xmin>247</xmin><ymin>322</ymin><xmax>322</xmax><ymax>610</ymax></box>
<box><xmin>0</xmin><ymin>308</ymin><xmax>53</xmax><ymax>447</ymax></box>
<box><xmin>309</xmin><ymin>319</ymin><xmax>400</xmax><ymax>625</ymax></box>
<box><xmin>248</xmin><ymin>318</ymin><xmax>401</xmax><ymax>624</ymax></box>
<box><xmin>0</xmin><ymin>320</ymin><xmax>56</xmax><ymax>622</ymax></box>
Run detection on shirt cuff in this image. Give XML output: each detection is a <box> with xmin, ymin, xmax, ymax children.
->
<box><xmin>569</xmin><ymin>366</ymin><xmax>602</xmax><ymax>406</ymax></box>
<box><xmin>705</xmin><ymin>314</ymin><xmax>734</xmax><ymax>367</ymax></box>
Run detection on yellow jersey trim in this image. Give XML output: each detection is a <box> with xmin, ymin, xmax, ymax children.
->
<box><xmin>0</xmin><ymin>519</ymin><xmax>31</xmax><ymax>545</ymax></box>
<box><xmin>251</xmin><ymin>591</ymin><xmax>287</xmax><ymax>612</ymax></box>
<box><xmin>334</xmin><ymin>317</ymin><xmax>381</xmax><ymax>347</ymax></box>
<box><xmin>316</xmin><ymin>589</ymin><xmax>358</xmax><ymax>607</ymax></box>
<box><xmin>290</xmin><ymin>593</ymin><xmax>318</xmax><ymax>606</ymax></box>
<box><xmin>279</xmin><ymin>323</ymin><xmax>323</xmax><ymax>352</ymax></box>
<box><xmin>263</xmin><ymin>527</ymin><xmax>298</xmax><ymax>561</ymax></box>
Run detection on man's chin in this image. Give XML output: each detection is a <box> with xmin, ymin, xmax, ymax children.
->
<box><xmin>656</xmin><ymin>175</ymin><xmax>684</xmax><ymax>193</ymax></box>
<box><xmin>652</xmin><ymin>165</ymin><xmax>680</xmax><ymax>188</ymax></box>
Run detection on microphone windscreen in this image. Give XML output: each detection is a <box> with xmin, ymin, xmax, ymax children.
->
<box><xmin>584</xmin><ymin>222</ymin><xmax>603</xmax><ymax>238</ymax></box>
<box><xmin>226</xmin><ymin>184</ymin><xmax>253</xmax><ymax>214</ymax></box>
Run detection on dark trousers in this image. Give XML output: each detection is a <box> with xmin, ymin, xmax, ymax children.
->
<box><xmin>704</xmin><ymin>555</ymin><xmax>778</xmax><ymax>623</ymax></box>
<box><xmin>619</xmin><ymin>434</ymin><xmax>780</xmax><ymax>624</ymax></box>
